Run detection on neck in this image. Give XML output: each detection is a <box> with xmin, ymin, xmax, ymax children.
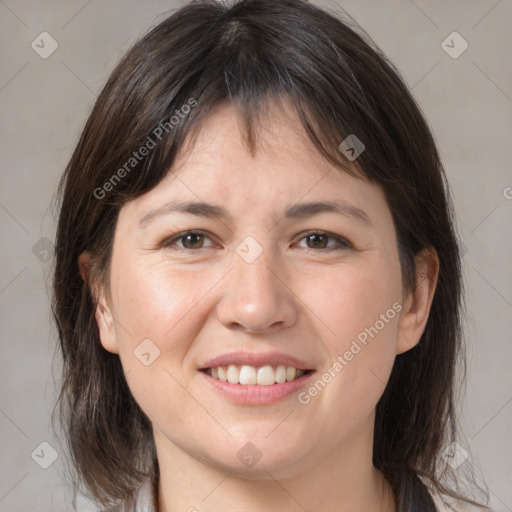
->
<box><xmin>153</xmin><ymin>422</ymin><xmax>396</xmax><ymax>512</ymax></box>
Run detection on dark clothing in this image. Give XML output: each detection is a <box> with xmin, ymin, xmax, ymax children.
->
<box><xmin>408</xmin><ymin>473</ymin><xmax>438</xmax><ymax>511</ymax></box>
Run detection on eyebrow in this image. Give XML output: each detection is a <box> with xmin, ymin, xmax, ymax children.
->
<box><xmin>138</xmin><ymin>199</ymin><xmax>372</xmax><ymax>227</ymax></box>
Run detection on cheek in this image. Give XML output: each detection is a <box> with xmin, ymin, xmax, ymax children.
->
<box><xmin>110</xmin><ymin>260</ymin><xmax>213</xmax><ymax>422</ymax></box>
<box><xmin>307</xmin><ymin>257</ymin><xmax>402</xmax><ymax>349</ymax></box>
<box><xmin>112</xmin><ymin>259</ymin><xmax>220</xmax><ymax>353</ymax></box>
<box><xmin>303</xmin><ymin>257</ymin><xmax>401</xmax><ymax>412</ymax></box>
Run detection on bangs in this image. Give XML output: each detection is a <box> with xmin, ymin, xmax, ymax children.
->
<box><xmin>87</xmin><ymin>2</ymin><xmax>394</xmax><ymax>207</ymax></box>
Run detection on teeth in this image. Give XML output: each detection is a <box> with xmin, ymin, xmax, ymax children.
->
<box><xmin>206</xmin><ymin>364</ymin><xmax>307</xmax><ymax>385</ymax></box>
<box><xmin>275</xmin><ymin>365</ymin><xmax>287</xmax><ymax>383</ymax></box>
<box><xmin>240</xmin><ymin>365</ymin><xmax>257</xmax><ymax>385</ymax></box>
<box><xmin>217</xmin><ymin>366</ymin><xmax>227</xmax><ymax>382</ymax></box>
<box><xmin>227</xmin><ymin>364</ymin><xmax>240</xmax><ymax>384</ymax></box>
<box><xmin>257</xmin><ymin>365</ymin><xmax>274</xmax><ymax>385</ymax></box>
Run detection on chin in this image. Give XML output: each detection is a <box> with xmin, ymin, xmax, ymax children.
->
<box><xmin>202</xmin><ymin>435</ymin><xmax>310</xmax><ymax>479</ymax></box>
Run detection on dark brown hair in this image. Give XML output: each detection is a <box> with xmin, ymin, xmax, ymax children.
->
<box><xmin>52</xmin><ymin>0</ymin><xmax>489</xmax><ymax>509</ymax></box>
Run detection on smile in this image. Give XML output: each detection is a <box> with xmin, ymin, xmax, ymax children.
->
<box><xmin>202</xmin><ymin>364</ymin><xmax>312</xmax><ymax>385</ymax></box>
<box><xmin>200</xmin><ymin>366</ymin><xmax>315</xmax><ymax>405</ymax></box>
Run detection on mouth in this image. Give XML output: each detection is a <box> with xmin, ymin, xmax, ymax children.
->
<box><xmin>198</xmin><ymin>351</ymin><xmax>316</xmax><ymax>404</ymax></box>
<box><xmin>201</xmin><ymin>365</ymin><xmax>314</xmax><ymax>385</ymax></box>
<box><xmin>199</xmin><ymin>365</ymin><xmax>316</xmax><ymax>405</ymax></box>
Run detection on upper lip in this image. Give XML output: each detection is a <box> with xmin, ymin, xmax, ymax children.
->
<box><xmin>199</xmin><ymin>351</ymin><xmax>315</xmax><ymax>371</ymax></box>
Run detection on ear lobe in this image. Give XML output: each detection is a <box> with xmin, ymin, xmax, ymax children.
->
<box><xmin>94</xmin><ymin>293</ymin><xmax>119</xmax><ymax>354</ymax></box>
<box><xmin>78</xmin><ymin>251</ymin><xmax>119</xmax><ymax>354</ymax></box>
<box><xmin>396</xmin><ymin>248</ymin><xmax>439</xmax><ymax>355</ymax></box>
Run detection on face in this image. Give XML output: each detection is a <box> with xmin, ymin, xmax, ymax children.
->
<box><xmin>89</xmin><ymin>101</ymin><xmax>435</xmax><ymax>479</ymax></box>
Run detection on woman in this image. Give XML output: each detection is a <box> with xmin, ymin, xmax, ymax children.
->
<box><xmin>52</xmin><ymin>0</ymin><xmax>489</xmax><ymax>510</ymax></box>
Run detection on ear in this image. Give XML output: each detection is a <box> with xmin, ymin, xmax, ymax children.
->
<box><xmin>396</xmin><ymin>248</ymin><xmax>439</xmax><ymax>355</ymax></box>
<box><xmin>78</xmin><ymin>252</ymin><xmax>119</xmax><ymax>354</ymax></box>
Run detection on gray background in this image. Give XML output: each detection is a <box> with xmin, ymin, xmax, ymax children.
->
<box><xmin>0</xmin><ymin>0</ymin><xmax>511</xmax><ymax>510</ymax></box>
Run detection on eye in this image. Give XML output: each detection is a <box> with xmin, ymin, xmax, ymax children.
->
<box><xmin>160</xmin><ymin>230</ymin><xmax>352</xmax><ymax>252</ymax></box>
<box><xmin>161</xmin><ymin>230</ymin><xmax>217</xmax><ymax>251</ymax></box>
<box><xmin>295</xmin><ymin>231</ymin><xmax>352</xmax><ymax>251</ymax></box>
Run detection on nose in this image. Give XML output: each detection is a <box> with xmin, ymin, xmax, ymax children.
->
<box><xmin>215</xmin><ymin>249</ymin><xmax>298</xmax><ymax>334</ymax></box>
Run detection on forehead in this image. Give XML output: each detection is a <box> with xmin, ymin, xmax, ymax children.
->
<box><xmin>122</xmin><ymin>100</ymin><xmax>388</xmax><ymax>225</ymax></box>
<box><xmin>175</xmin><ymin>99</ymin><xmax>365</xmax><ymax>176</ymax></box>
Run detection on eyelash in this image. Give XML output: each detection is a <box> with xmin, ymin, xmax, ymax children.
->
<box><xmin>160</xmin><ymin>230</ymin><xmax>353</xmax><ymax>252</ymax></box>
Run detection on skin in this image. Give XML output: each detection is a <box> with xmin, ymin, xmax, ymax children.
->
<box><xmin>80</xmin><ymin>100</ymin><xmax>438</xmax><ymax>512</ymax></box>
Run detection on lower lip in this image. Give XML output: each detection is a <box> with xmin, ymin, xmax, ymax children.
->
<box><xmin>199</xmin><ymin>370</ymin><xmax>315</xmax><ymax>405</ymax></box>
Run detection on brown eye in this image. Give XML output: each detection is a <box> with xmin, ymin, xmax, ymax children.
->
<box><xmin>297</xmin><ymin>231</ymin><xmax>352</xmax><ymax>251</ymax></box>
<box><xmin>306</xmin><ymin>233</ymin><xmax>329</xmax><ymax>249</ymax></box>
<box><xmin>180</xmin><ymin>233</ymin><xmax>205</xmax><ymax>249</ymax></box>
<box><xmin>162</xmin><ymin>231</ymin><xmax>216</xmax><ymax>251</ymax></box>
